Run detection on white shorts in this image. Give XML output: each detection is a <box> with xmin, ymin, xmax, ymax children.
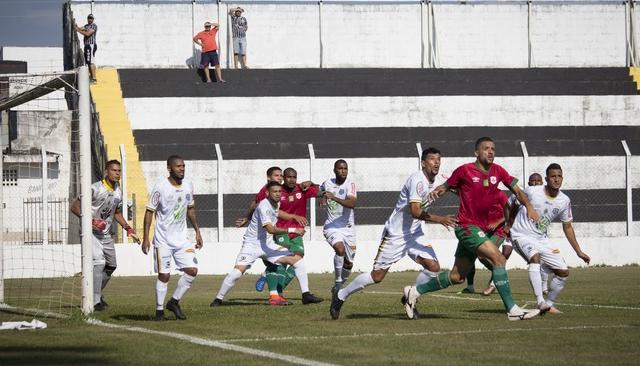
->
<box><xmin>323</xmin><ymin>228</ymin><xmax>356</xmax><ymax>263</ymax></box>
<box><xmin>92</xmin><ymin>235</ymin><xmax>116</xmax><ymax>267</ymax></box>
<box><xmin>512</xmin><ymin>235</ymin><xmax>567</xmax><ymax>270</ymax></box>
<box><xmin>234</xmin><ymin>240</ymin><xmax>294</xmax><ymax>267</ymax></box>
<box><xmin>153</xmin><ymin>245</ymin><xmax>198</xmax><ymax>274</ymax></box>
<box><xmin>373</xmin><ymin>231</ymin><xmax>438</xmax><ymax>271</ymax></box>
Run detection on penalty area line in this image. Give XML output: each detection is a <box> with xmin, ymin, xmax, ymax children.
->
<box><xmin>85</xmin><ymin>318</ymin><xmax>336</xmax><ymax>366</ymax></box>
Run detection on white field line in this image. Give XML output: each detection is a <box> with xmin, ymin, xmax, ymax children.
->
<box><xmin>224</xmin><ymin>324</ymin><xmax>636</xmax><ymax>343</ymax></box>
<box><xmin>86</xmin><ymin>318</ymin><xmax>336</xmax><ymax>366</ymax></box>
<box><xmin>365</xmin><ymin>291</ymin><xmax>640</xmax><ymax>311</ymax></box>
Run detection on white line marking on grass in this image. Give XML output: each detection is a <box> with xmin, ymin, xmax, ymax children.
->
<box><xmin>224</xmin><ymin>324</ymin><xmax>636</xmax><ymax>343</ymax></box>
<box><xmin>85</xmin><ymin>318</ymin><xmax>335</xmax><ymax>366</ymax></box>
<box><xmin>365</xmin><ymin>291</ymin><xmax>640</xmax><ymax>310</ymax></box>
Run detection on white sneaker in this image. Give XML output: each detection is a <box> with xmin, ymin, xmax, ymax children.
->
<box><xmin>538</xmin><ymin>301</ymin><xmax>551</xmax><ymax>315</ymax></box>
<box><xmin>403</xmin><ymin>285</ymin><xmax>420</xmax><ymax>320</ymax></box>
<box><xmin>507</xmin><ymin>307</ymin><xmax>541</xmax><ymax>321</ymax></box>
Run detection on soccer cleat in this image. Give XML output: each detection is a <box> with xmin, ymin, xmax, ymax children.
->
<box><xmin>331</xmin><ymin>282</ymin><xmax>343</xmax><ymax>297</ymax></box>
<box><xmin>210</xmin><ymin>298</ymin><xmax>223</xmax><ymax>307</ymax></box>
<box><xmin>459</xmin><ymin>287</ymin><xmax>475</xmax><ymax>294</ymax></box>
<box><xmin>268</xmin><ymin>294</ymin><xmax>290</xmax><ymax>306</ymax></box>
<box><xmin>329</xmin><ymin>291</ymin><xmax>344</xmax><ymax>320</ymax></box>
<box><xmin>401</xmin><ymin>293</ymin><xmax>420</xmax><ymax>319</ymax></box>
<box><xmin>507</xmin><ymin>308</ymin><xmax>540</xmax><ymax>321</ymax></box>
<box><xmin>482</xmin><ymin>284</ymin><xmax>496</xmax><ymax>296</ymax></box>
<box><xmin>301</xmin><ymin>292</ymin><xmax>323</xmax><ymax>304</ymax></box>
<box><xmin>255</xmin><ymin>274</ymin><xmax>267</xmax><ymax>292</ymax></box>
<box><xmin>538</xmin><ymin>302</ymin><xmax>551</xmax><ymax>315</ymax></box>
<box><xmin>100</xmin><ymin>296</ymin><xmax>109</xmax><ymax>307</ymax></box>
<box><xmin>155</xmin><ymin>310</ymin><xmax>165</xmax><ymax>321</ymax></box>
<box><xmin>166</xmin><ymin>298</ymin><xmax>187</xmax><ymax>320</ymax></box>
<box><xmin>403</xmin><ymin>286</ymin><xmax>420</xmax><ymax>320</ymax></box>
<box><xmin>93</xmin><ymin>302</ymin><xmax>106</xmax><ymax>312</ymax></box>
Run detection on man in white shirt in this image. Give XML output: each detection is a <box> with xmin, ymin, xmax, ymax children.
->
<box><xmin>510</xmin><ymin>163</ymin><xmax>591</xmax><ymax>314</ymax></box>
<box><xmin>330</xmin><ymin>148</ymin><xmax>457</xmax><ymax>320</ymax></box>
<box><xmin>142</xmin><ymin>155</ymin><xmax>203</xmax><ymax>321</ymax></box>
<box><xmin>320</xmin><ymin>160</ymin><xmax>357</xmax><ymax>295</ymax></box>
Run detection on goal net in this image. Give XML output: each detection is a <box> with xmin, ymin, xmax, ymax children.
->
<box><xmin>0</xmin><ymin>66</ymin><xmax>97</xmax><ymax>318</ymax></box>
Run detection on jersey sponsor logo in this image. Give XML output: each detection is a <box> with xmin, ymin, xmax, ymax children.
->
<box><xmin>416</xmin><ymin>181</ymin><xmax>425</xmax><ymax>196</ymax></box>
<box><xmin>490</xmin><ymin>176</ymin><xmax>497</xmax><ymax>184</ymax></box>
<box><xmin>151</xmin><ymin>191</ymin><xmax>161</xmax><ymax>206</ymax></box>
<box><xmin>553</xmin><ymin>208</ymin><xmax>559</xmax><ymax>215</ymax></box>
<box><xmin>472</xmin><ymin>177</ymin><xmax>480</xmax><ymax>183</ymax></box>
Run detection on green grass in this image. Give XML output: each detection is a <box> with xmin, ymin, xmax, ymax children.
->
<box><xmin>2</xmin><ymin>267</ymin><xmax>640</xmax><ymax>365</ymax></box>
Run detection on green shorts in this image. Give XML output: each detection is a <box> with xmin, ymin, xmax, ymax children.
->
<box><xmin>454</xmin><ymin>225</ymin><xmax>502</xmax><ymax>260</ymax></box>
<box><xmin>274</xmin><ymin>234</ymin><xmax>304</xmax><ymax>255</ymax></box>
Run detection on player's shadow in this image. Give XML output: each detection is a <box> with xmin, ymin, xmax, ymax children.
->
<box><xmin>110</xmin><ymin>314</ymin><xmax>158</xmax><ymax>322</ymax></box>
<box><xmin>466</xmin><ymin>308</ymin><xmax>506</xmax><ymax>315</ymax></box>
<box><xmin>345</xmin><ymin>312</ymin><xmax>452</xmax><ymax>320</ymax></box>
<box><xmin>216</xmin><ymin>298</ymin><xmax>268</xmax><ymax>306</ymax></box>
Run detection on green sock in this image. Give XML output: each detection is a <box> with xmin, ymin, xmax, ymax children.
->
<box><xmin>467</xmin><ymin>265</ymin><xmax>476</xmax><ymax>286</ymax></box>
<box><xmin>265</xmin><ymin>264</ymin><xmax>282</xmax><ymax>293</ymax></box>
<box><xmin>276</xmin><ymin>265</ymin><xmax>296</xmax><ymax>293</ymax></box>
<box><xmin>492</xmin><ymin>267</ymin><xmax>516</xmax><ymax>311</ymax></box>
<box><xmin>417</xmin><ymin>271</ymin><xmax>451</xmax><ymax>294</ymax></box>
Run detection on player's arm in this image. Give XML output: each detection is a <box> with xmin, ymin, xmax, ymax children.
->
<box><xmin>142</xmin><ymin>209</ymin><xmax>154</xmax><ymax>254</ymax></box>
<box><xmin>113</xmin><ymin>208</ymin><xmax>140</xmax><ymax>243</ymax></box>
<box><xmin>410</xmin><ymin>201</ymin><xmax>457</xmax><ymax>229</ymax></box>
<box><xmin>562</xmin><ymin>222</ymin><xmax>590</xmax><ymax>264</ymax></box>
<box><xmin>236</xmin><ymin>199</ymin><xmax>258</xmax><ymax>227</ymax></box>
<box><xmin>511</xmin><ymin>185</ymin><xmax>540</xmax><ymax>222</ymax></box>
<box><xmin>323</xmin><ymin>192</ymin><xmax>356</xmax><ymax>209</ymax></box>
<box><xmin>75</xmin><ymin>25</ymin><xmax>94</xmax><ymax>36</ymax></box>
<box><xmin>264</xmin><ymin>223</ymin><xmax>305</xmax><ymax>236</ymax></box>
<box><xmin>299</xmin><ymin>181</ymin><xmax>316</xmax><ymax>191</ymax></box>
<box><xmin>277</xmin><ymin>210</ymin><xmax>307</xmax><ymax>226</ymax></box>
<box><xmin>187</xmin><ymin>205</ymin><xmax>203</xmax><ymax>249</ymax></box>
<box><xmin>427</xmin><ymin>183</ymin><xmax>449</xmax><ymax>202</ymax></box>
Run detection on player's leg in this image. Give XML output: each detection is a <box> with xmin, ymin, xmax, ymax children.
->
<box><xmin>462</xmin><ymin>262</ymin><xmax>476</xmax><ymax>293</ymax></box>
<box><xmin>512</xmin><ymin>236</ymin><xmax>546</xmax><ymax>310</ymax></box>
<box><xmin>92</xmin><ymin>236</ymin><xmax>106</xmax><ymax>310</ymax></box>
<box><xmin>540</xmin><ymin>245</ymin><xmax>569</xmax><ymax>313</ymax></box>
<box><xmin>401</xmin><ymin>243</ymin><xmax>440</xmax><ymax>319</ymax></box>
<box><xmin>275</xmin><ymin>235</ymin><xmax>305</xmax><ymax>292</ymax></box>
<box><xmin>165</xmin><ymin>247</ymin><xmax>199</xmax><ymax>320</ymax></box>
<box><xmin>153</xmin><ymin>246</ymin><xmax>172</xmax><ymax>320</ymax></box>
<box><xmin>100</xmin><ymin>238</ymin><xmax>117</xmax><ymax>306</ymax></box>
<box><xmin>212</xmin><ymin>243</ymin><xmax>258</xmax><ymax>305</ymax></box>
<box><xmin>275</xmin><ymin>253</ymin><xmax>323</xmax><ymax>304</ymax></box>
<box><xmin>541</xmin><ymin>267</ymin><xmax>550</xmax><ymax>295</ymax></box>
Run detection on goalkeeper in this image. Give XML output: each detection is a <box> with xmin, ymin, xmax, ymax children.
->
<box><xmin>71</xmin><ymin>160</ymin><xmax>139</xmax><ymax>311</ymax></box>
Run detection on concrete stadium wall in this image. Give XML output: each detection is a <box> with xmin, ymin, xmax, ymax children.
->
<box><xmin>70</xmin><ymin>1</ymin><xmax>634</xmax><ymax>68</ymax></box>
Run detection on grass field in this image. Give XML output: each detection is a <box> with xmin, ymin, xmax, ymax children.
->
<box><xmin>1</xmin><ymin>266</ymin><xmax>639</xmax><ymax>365</ymax></box>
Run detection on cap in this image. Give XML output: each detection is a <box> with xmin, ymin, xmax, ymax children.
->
<box><xmin>88</xmin><ymin>14</ymin><xmax>94</xmax><ymax>19</ymax></box>
<box><xmin>204</xmin><ymin>21</ymin><xmax>212</xmax><ymax>27</ymax></box>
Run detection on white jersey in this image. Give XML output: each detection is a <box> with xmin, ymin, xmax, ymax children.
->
<box><xmin>91</xmin><ymin>180</ymin><xmax>122</xmax><ymax>238</ymax></box>
<box><xmin>147</xmin><ymin>178</ymin><xmax>195</xmax><ymax>249</ymax></box>
<box><xmin>243</xmin><ymin>198</ymin><xmax>279</xmax><ymax>246</ymax></box>
<box><xmin>383</xmin><ymin>171</ymin><xmax>445</xmax><ymax>239</ymax></box>
<box><xmin>321</xmin><ymin>177</ymin><xmax>356</xmax><ymax>230</ymax></box>
<box><xmin>510</xmin><ymin>185</ymin><xmax>572</xmax><ymax>240</ymax></box>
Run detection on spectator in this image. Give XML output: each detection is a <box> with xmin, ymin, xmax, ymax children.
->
<box><xmin>229</xmin><ymin>7</ymin><xmax>248</xmax><ymax>69</ymax></box>
<box><xmin>75</xmin><ymin>14</ymin><xmax>98</xmax><ymax>83</ymax></box>
<box><xmin>193</xmin><ymin>21</ymin><xmax>225</xmax><ymax>83</ymax></box>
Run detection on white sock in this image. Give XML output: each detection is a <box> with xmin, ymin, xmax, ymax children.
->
<box><xmin>216</xmin><ymin>268</ymin><xmax>243</xmax><ymax>300</ymax></box>
<box><xmin>415</xmin><ymin>270</ymin><xmax>437</xmax><ymax>287</ymax></box>
<box><xmin>337</xmin><ymin>272</ymin><xmax>375</xmax><ymax>301</ymax></box>
<box><xmin>334</xmin><ymin>255</ymin><xmax>344</xmax><ymax>283</ymax></box>
<box><xmin>541</xmin><ymin>268</ymin><xmax>550</xmax><ymax>292</ymax></box>
<box><xmin>172</xmin><ymin>273</ymin><xmax>195</xmax><ymax>301</ymax></box>
<box><xmin>528</xmin><ymin>263</ymin><xmax>545</xmax><ymax>305</ymax></box>
<box><xmin>93</xmin><ymin>264</ymin><xmax>104</xmax><ymax>305</ymax></box>
<box><xmin>547</xmin><ymin>275</ymin><xmax>567</xmax><ymax>306</ymax></box>
<box><xmin>293</xmin><ymin>259</ymin><xmax>310</xmax><ymax>293</ymax></box>
<box><xmin>156</xmin><ymin>279</ymin><xmax>168</xmax><ymax>310</ymax></box>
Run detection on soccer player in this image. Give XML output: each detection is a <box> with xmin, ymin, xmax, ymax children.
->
<box><xmin>330</xmin><ymin>148</ymin><xmax>457</xmax><ymax>320</ymax></box>
<box><xmin>70</xmin><ymin>160</ymin><xmax>139</xmax><ymax>311</ymax></box>
<box><xmin>211</xmin><ymin>181</ymin><xmax>318</xmax><ymax>306</ymax></box>
<box><xmin>320</xmin><ymin>160</ymin><xmax>357</xmax><ymax>295</ymax></box>
<box><xmin>268</xmin><ymin>167</ymin><xmax>323</xmax><ymax>304</ymax></box>
<box><xmin>141</xmin><ymin>155</ymin><xmax>203</xmax><ymax>321</ymax></box>
<box><xmin>483</xmin><ymin>172</ymin><xmax>543</xmax><ymax>296</ymax></box>
<box><xmin>402</xmin><ymin>137</ymin><xmax>542</xmax><ymax>321</ymax></box>
<box><xmin>510</xmin><ymin>163</ymin><xmax>591</xmax><ymax>314</ymax></box>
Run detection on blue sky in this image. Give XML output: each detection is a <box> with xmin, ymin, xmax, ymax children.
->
<box><xmin>0</xmin><ymin>0</ymin><xmax>68</xmax><ymax>47</ymax></box>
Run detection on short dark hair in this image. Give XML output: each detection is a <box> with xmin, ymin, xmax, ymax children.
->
<box><xmin>167</xmin><ymin>155</ymin><xmax>183</xmax><ymax>167</ymax></box>
<box><xmin>266</xmin><ymin>166</ymin><xmax>281</xmax><ymax>177</ymax></box>
<box><xmin>546</xmin><ymin>163</ymin><xmax>562</xmax><ymax>176</ymax></box>
<box><xmin>334</xmin><ymin>159</ymin><xmax>347</xmax><ymax>169</ymax></box>
<box><xmin>528</xmin><ymin>172</ymin><xmax>542</xmax><ymax>181</ymax></box>
<box><xmin>421</xmin><ymin>147</ymin><xmax>441</xmax><ymax>160</ymax></box>
<box><xmin>475</xmin><ymin>137</ymin><xmax>494</xmax><ymax>150</ymax></box>
<box><xmin>266</xmin><ymin>181</ymin><xmax>281</xmax><ymax>190</ymax></box>
<box><xmin>283</xmin><ymin>167</ymin><xmax>297</xmax><ymax>176</ymax></box>
<box><xmin>105</xmin><ymin>159</ymin><xmax>121</xmax><ymax>169</ymax></box>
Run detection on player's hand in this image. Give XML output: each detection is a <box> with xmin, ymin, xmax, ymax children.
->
<box><xmin>578</xmin><ymin>251</ymin><xmax>591</xmax><ymax>264</ymax></box>
<box><xmin>294</xmin><ymin>227</ymin><xmax>306</xmax><ymax>236</ymax></box>
<box><xmin>195</xmin><ymin>231</ymin><xmax>203</xmax><ymax>249</ymax></box>
<box><xmin>428</xmin><ymin>187</ymin><xmax>446</xmax><ymax>202</ymax></box>
<box><xmin>487</xmin><ymin>220</ymin><xmax>501</xmax><ymax>231</ymax></box>
<box><xmin>438</xmin><ymin>215</ymin><xmax>458</xmax><ymax>230</ymax></box>
<box><xmin>300</xmin><ymin>181</ymin><xmax>312</xmax><ymax>191</ymax></box>
<box><xmin>527</xmin><ymin>207</ymin><xmax>540</xmax><ymax>223</ymax></box>
<box><xmin>235</xmin><ymin>217</ymin><xmax>248</xmax><ymax>227</ymax></box>
<box><xmin>141</xmin><ymin>240</ymin><xmax>150</xmax><ymax>255</ymax></box>
<box><xmin>293</xmin><ymin>215</ymin><xmax>308</xmax><ymax>226</ymax></box>
<box><xmin>92</xmin><ymin>218</ymin><xmax>107</xmax><ymax>231</ymax></box>
<box><xmin>324</xmin><ymin>191</ymin><xmax>336</xmax><ymax>201</ymax></box>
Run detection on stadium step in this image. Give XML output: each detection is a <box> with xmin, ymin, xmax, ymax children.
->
<box><xmin>90</xmin><ymin>68</ymin><xmax>149</xmax><ymax>237</ymax></box>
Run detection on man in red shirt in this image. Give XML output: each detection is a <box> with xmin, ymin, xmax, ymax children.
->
<box><xmin>403</xmin><ymin>137</ymin><xmax>542</xmax><ymax>321</ymax></box>
<box><xmin>193</xmin><ymin>21</ymin><xmax>225</xmax><ymax>83</ymax></box>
